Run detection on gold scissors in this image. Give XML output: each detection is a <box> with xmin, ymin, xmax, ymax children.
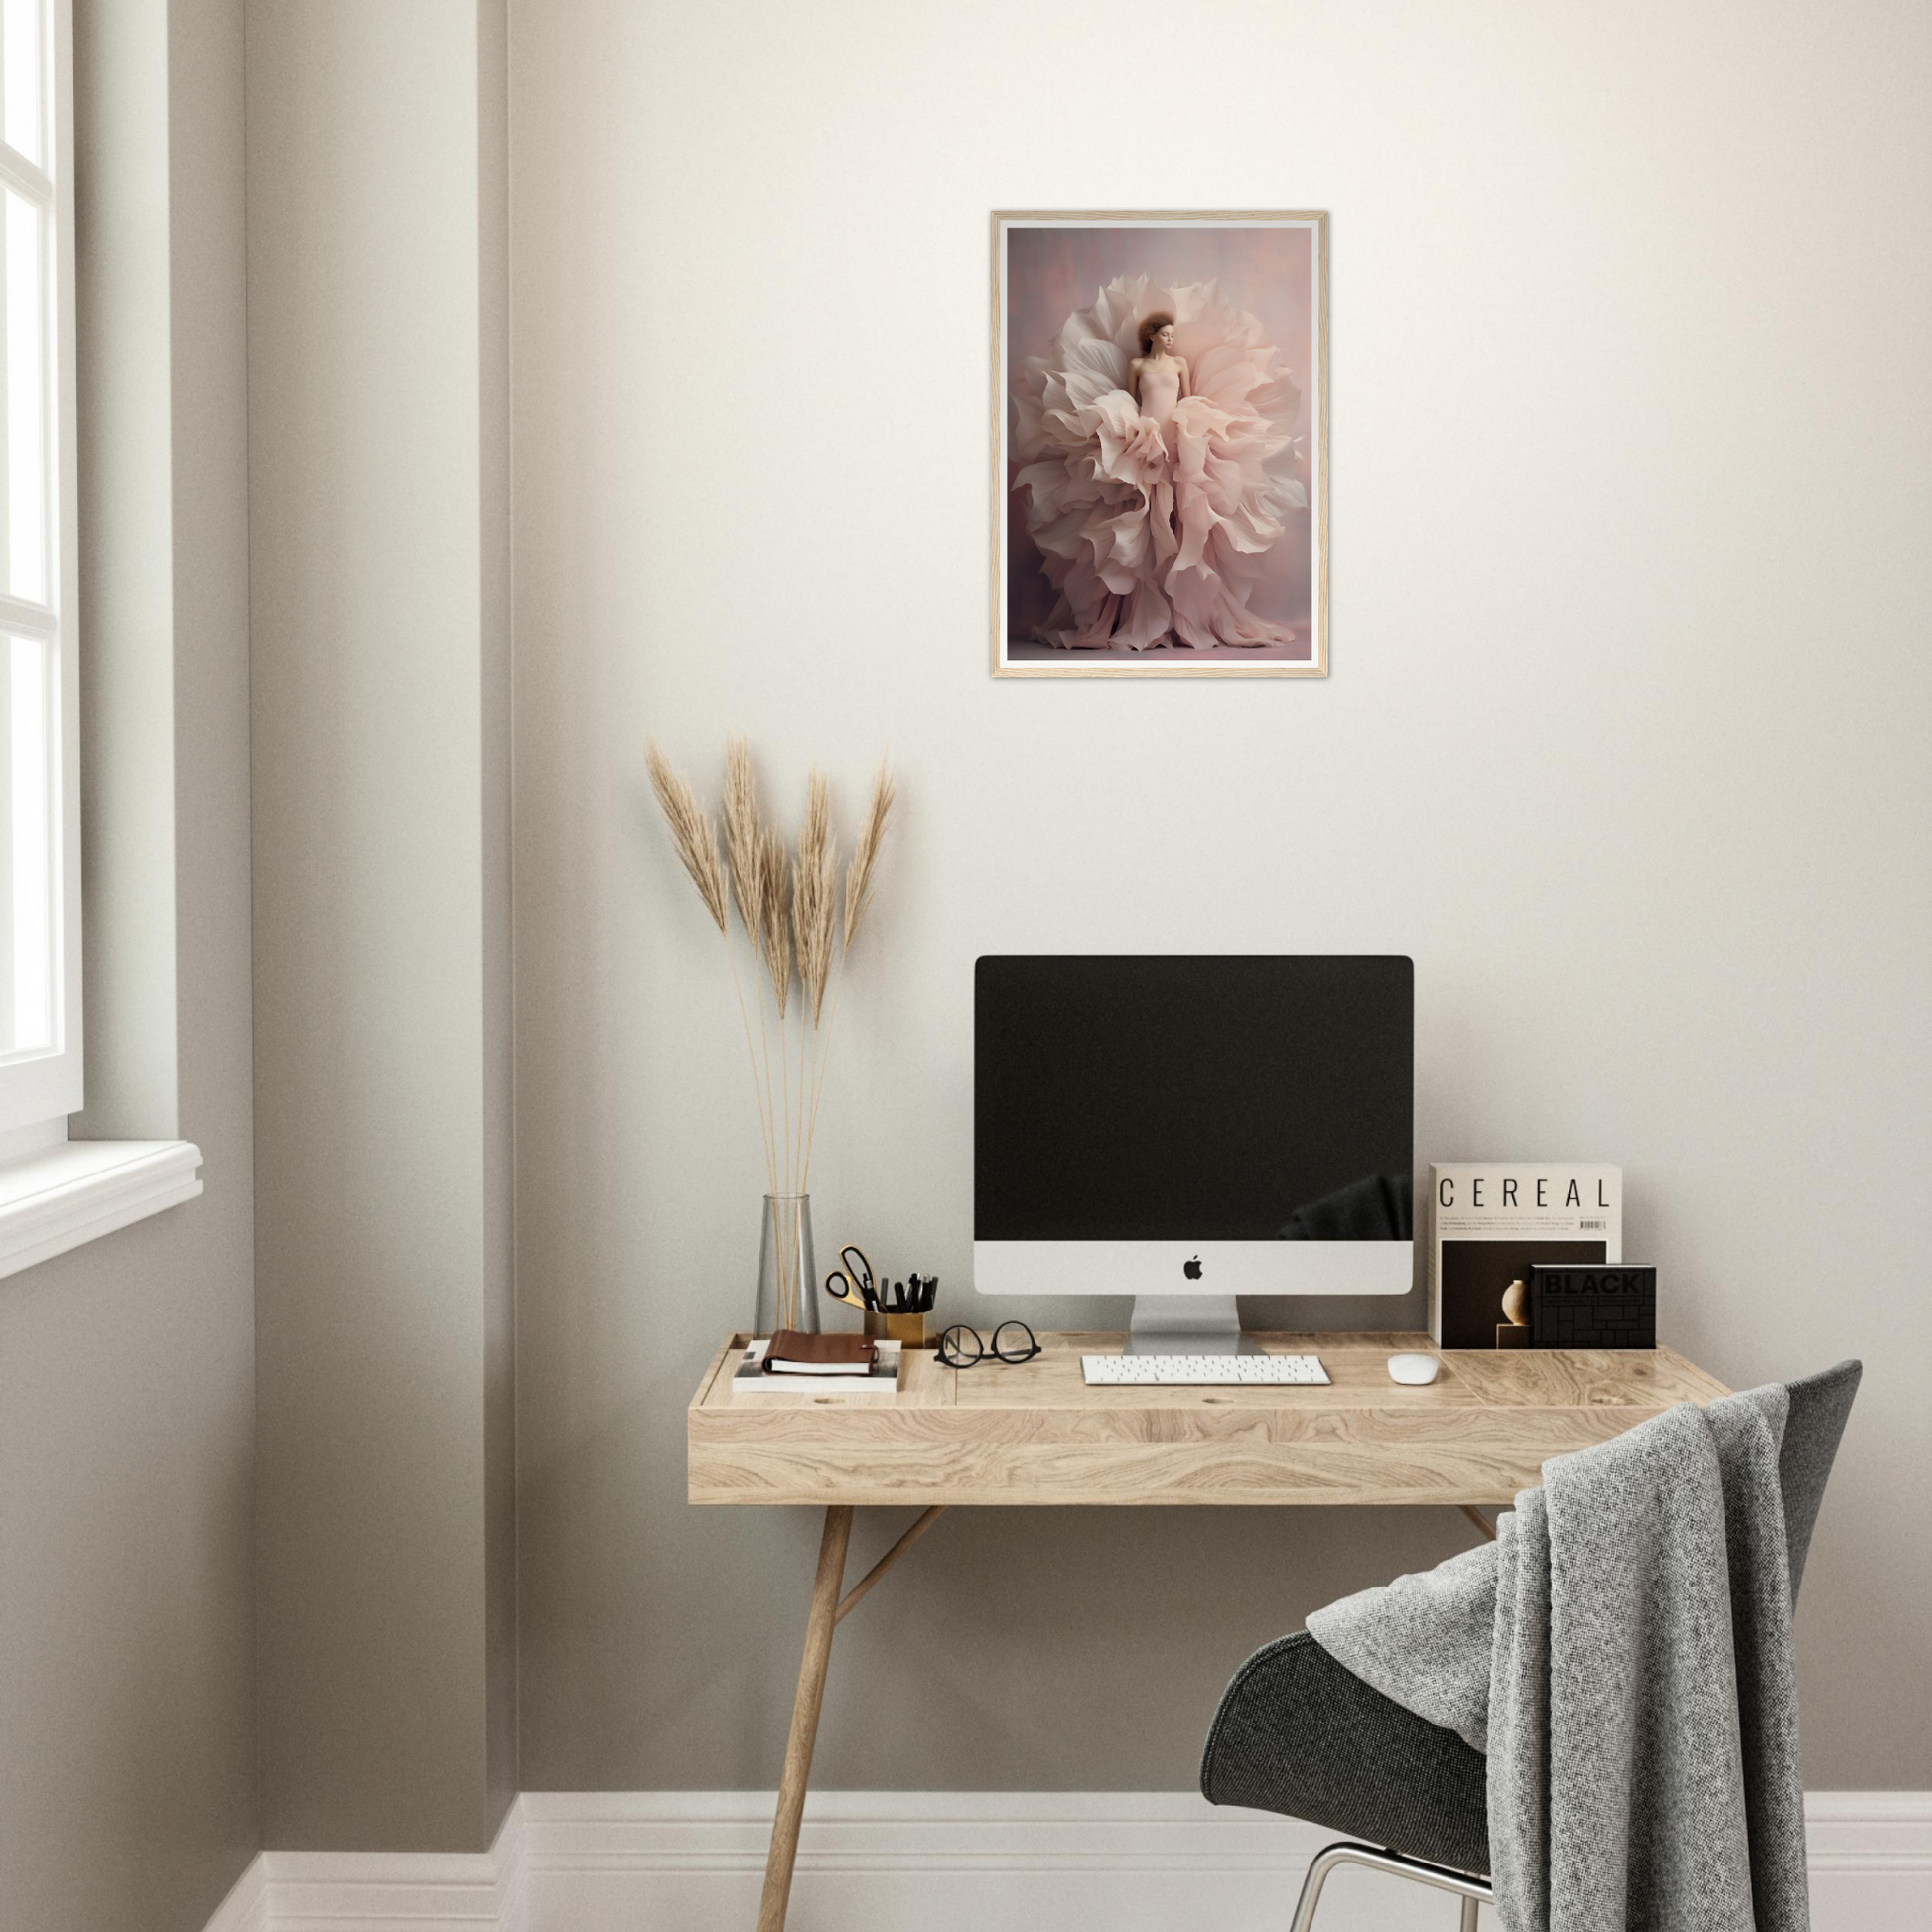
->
<box><xmin>824</xmin><ymin>1244</ymin><xmax>878</xmax><ymax>1312</ymax></box>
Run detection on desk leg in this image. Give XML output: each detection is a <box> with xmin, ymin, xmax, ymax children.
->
<box><xmin>757</xmin><ymin>1504</ymin><xmax>853</xmax><ymax>1932</ymax></box>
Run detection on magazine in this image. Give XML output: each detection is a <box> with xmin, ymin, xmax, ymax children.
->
<box><xmin>1428</xmin><ymin>1164</ymin><xmax>1621</xmax><ymax>1349</ymax></box>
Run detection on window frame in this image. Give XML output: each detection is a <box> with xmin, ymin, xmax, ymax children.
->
<box><xmin>0</xmin><ymin>0</ymin><xmax>202</xmax><ymax>1280</ymax></box>
<box><xmin>0</xmin><ymin>0</ymin><xmax>80</xmax><ymax>1138</ymax></box>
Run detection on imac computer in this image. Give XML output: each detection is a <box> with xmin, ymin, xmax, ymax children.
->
<box><xmin>973</xmin><ymin>955</ymin><xmax>1414</xmax><ymax>1354</ymax></box>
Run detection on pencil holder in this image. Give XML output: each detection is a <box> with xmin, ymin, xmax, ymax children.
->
<box><xmin>866</xmin><ymin>1310</ymin><xmax>927</xmax><ymax>1348</ymax></box>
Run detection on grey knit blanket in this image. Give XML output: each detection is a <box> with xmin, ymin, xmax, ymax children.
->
<box><xmin>1307</xmin><ymin>1388</ymin><xmax>1808</xmax><ymax>1932</ymax></box>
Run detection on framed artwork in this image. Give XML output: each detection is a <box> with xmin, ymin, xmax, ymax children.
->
<box><xmin>992</xmin><ymin>210</ymin><xmax>1328</xmax><ymax>679</ymax></box>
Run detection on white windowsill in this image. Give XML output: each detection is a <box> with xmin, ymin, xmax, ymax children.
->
<box><xmin>0</xmin><ymin>1139</ymin><xmax>203</xmax><ymax>1281</ymax></box>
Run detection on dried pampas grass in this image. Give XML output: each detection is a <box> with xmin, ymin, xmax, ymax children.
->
<box><xmin>844</xmin><ymin>759</ymin><xmax>895</xmax><ymax>949</ymax></box>
<box><xmin>759</xmin><ymin>827</ymin><xmax>793</xmax><ymax>1018</ymax></box>
<box><xmin>793</xmin><ymin>773</ymin><xmax>836</xmax><ymax>1025</ymax></box>
<box><xmin>722</xmin><ymin>736</ymin><xmax>763</xmax><ymax>940</ymax></box>
<box><xmin>645</xmin><ymin>742</ymin><xmax>727</xmax><ymax>935</ymax></box>
<box><xmin>645</xmin><ymin>737</ymin><xmax>897</xmax><ymax>1231</ymax></box>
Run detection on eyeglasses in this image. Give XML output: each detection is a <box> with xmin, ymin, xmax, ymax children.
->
<box><xmin>936</xmin><ymin>1320</ymin><xmax>1040</xmax><ymax>1368</ymax></box>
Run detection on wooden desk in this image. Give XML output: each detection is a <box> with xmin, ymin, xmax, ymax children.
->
<box><xmin>688</xmin><ymin>1330</ymin><xmax>1728</xmax><ymax>1931</ymax></box>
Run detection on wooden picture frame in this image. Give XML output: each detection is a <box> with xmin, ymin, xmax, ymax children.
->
<box><xmin>992</xmin><ymin>210</ymin><xmax>1329</xmax><ymax>679</ymax></box>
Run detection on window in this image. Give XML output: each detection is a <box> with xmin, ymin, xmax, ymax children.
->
<box><xmin>0</xmin><ymin>0</ymin><xmax>200</xmax><ymax>1273</ymax></box>
<box><xmin>0</xmin><ymin>0</ymin><xmax>76</xmax><ymax>1142</ymax></box>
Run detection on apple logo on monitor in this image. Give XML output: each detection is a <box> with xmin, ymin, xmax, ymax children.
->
<box><xmin>1183</xmin><ymin>1256</ymin><xmax>1203</xmax><ymax>1280</ymax></box>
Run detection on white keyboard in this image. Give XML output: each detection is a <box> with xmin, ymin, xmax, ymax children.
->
<box><xmin>1081</xmin><ymin>1352</ymin><xmax>1329</xmax><ymax>1386</ymax></box>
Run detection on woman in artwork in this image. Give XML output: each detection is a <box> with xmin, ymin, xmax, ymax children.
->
<box><xmin>1128</xmin><ymin>311</ymin><xmax>1189</xmax><ymax>417</ymax></box>
<box><xmin>1012</xmin><ymin>277</ymin><xmax>1308</xmax><ymax>651</ymax></box>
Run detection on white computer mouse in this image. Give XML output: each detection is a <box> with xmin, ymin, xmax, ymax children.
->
<box><xmin>1387</xmin><ymin>1352</ymin><xmax>1442</xmax><ymax>1386</ymax></box>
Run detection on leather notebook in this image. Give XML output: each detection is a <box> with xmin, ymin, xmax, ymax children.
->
<box><xmin>763</xmin><ymin>1329</ymin><xmax>878</xmax><ymax>1375</ymax></box>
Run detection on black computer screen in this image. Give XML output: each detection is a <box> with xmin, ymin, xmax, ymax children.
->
<box><xmin>974</xmin><ymin>956</ymin><xmax>1414</xmax><ymax>1241</ymax></box>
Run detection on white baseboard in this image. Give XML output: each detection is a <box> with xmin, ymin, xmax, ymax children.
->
<box><xmin>202</xmin><ymin>1852</ymin><xmax>268</xmax><ymax>1932</ymax></box>
<box><xmin>201</xmin><ymin>1789</ymin><xmax>1932</xmax><ymax>1932</ymax></box>
<box><xmin>201</xmin><ymin>1808</ymin><xmax>527</xmax><ymax>1932</ymax></box>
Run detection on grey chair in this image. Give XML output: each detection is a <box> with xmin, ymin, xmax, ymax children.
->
<box><xmin>1200</xmin><ymin>1361</ymin><xmax>1862</xmax><ymax>1930</ymax></box>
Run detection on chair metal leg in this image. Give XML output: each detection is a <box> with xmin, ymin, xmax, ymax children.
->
<box><xmin>1288</xmin><ymin>1841</ymin><xmax>1493</xmax><ymax>1932</ymax></box>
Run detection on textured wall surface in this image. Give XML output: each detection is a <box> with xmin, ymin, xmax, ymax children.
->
<box><xmin>509</xmin><ymin>0</ymin><xmax>1931</xmax><ymax>1797</ymax></box>
<box><xmin>0</xmin><ymin>1</ymin><xmax>259</xmax><ymax>1927</ymax></box>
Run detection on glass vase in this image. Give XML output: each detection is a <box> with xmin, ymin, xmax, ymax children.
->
<box><xmin>754</xmin><ymin>1193</ymin><xmax>818</xmax><ymax>1338</ymax></box>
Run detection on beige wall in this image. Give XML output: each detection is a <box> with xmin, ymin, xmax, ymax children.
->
<box><xmin>510</xmin><ymin>0</ymin><xmax>1932</xmax><ymax>1793</ymax></box>
<box><xmin>0</xmin><ymin>1</ymin><xmax>259</xmax><ymax>1928</ymax></box>
<box><xmin>248</xmin><ymin>0</ymin><xmax>515</xmax><ymax>1853</ymax></box>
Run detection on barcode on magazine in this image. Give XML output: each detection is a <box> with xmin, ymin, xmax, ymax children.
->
<box><xmin>1580</xmin><ymin>1218</ymin><xmax>1608</xmax><ymax>1230</ymax></box>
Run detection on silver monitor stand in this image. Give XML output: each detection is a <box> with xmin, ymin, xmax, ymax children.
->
<box><xmin>1124</xmin><ymin>1294</ymin><xmax>1259</xmax><ymax>1356</ymax></box>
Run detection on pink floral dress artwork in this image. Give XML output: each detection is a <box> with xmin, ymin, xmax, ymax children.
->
<box><xmin>1011</xmin><ymin>275</ymin><xmax>1308</xmax><ymax>651</ymax></box>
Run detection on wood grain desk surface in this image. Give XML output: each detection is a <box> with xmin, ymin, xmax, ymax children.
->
<box><xmin>688</xmin><ymin>1331</ymin><xmax>1729</xmax><ymax>1509</ymax></box>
